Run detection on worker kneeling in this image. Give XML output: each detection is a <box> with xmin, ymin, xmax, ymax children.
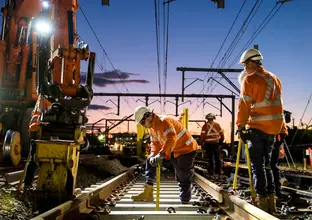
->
<box><xmin>131</xmin><ymin>106</ymin><xmax>199</xmax><ymax>204</ymax></box>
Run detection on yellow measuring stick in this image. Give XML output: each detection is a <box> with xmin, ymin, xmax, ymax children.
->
<box><xmin>244</xmin><ymin>142</ymin><xmax>256</xmax><ymax>203</ymax></box>
<box><xmin>155</xmin><ymin>163</ymin><xmax>161</xmax><ymax>211</ymax></box>
<box><xmin>233</xmin><ymin>139</ymin><xmax>242</xmax><ymax>192</ymax></box>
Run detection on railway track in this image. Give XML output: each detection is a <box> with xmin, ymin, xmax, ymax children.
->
<box><xmin>30</xmin><ymin>163</ymin><xmax>279</xmax><ymax>220</ymax></box>
<box><xmin>3</xmin><ymin>157</ymin><xmax>312</xmax><ymax>219</ymax></box>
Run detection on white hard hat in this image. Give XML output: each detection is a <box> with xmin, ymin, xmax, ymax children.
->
<box><xmin>205</xmin><ymin>113</ymin><xmax>216</xmax><ymax>120</ymax></box>
<box><xmin>134</xmin><ymin>106</ymin><xmax>152</xmax><ymax>123</ymax></box>
<box><xmin>239</xmin><ymin>48</ymin><xmax>263</xmax><ymax>64</ymax></box>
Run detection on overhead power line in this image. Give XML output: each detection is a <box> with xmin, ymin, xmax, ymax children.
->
<box><xmin>229</xmin><ymin>2</ymin><xmax>284</xmax><ymax>67</ymax></box>
<box><xmin>79</xmin><ymin>6</ymin><xmax>131</xmax><ymax>94</ymax></box>
<box><xmin>154</xmin><ymin>0</ymin><xmax>162</xmax><ymax>98</ymax></box>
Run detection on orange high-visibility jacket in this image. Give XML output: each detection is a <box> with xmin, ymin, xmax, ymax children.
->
<box><xmin>29</xmin><ymin>94</ymin><xmax>52</xmax><ymax>132</ymax></box>
<box><xmin>236</xmin><ymin>66</ymin><xmax>285</xmax><ymax>135</ymax></box>
<box><xmin>149</xmin><ymin>114</ymin><xmax>199</xmax><ymax>159</ymax></box>
<box><xmin>200</xmin><ymin>121</ymin><xmax>224</xmax><ymax>144</ymax></box>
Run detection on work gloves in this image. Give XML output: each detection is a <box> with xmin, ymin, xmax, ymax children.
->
<box><xmin>236</xmin><ymin>127</ymin><xmax>249</xmax><ymax>143</ymax></box>
<box><xmin>149</xmin><ymin>153</ymin><xmax>164</xmax><ymax>167</ymax></box>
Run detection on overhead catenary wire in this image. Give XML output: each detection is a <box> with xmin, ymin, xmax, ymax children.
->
<box><xmin>162</xmin><ymin>0</ymin><xmax>174</xmax><ymax>113</ymax></box>
<box><xmin>154</xmin><ymin>0</ymin><xmax>162</xmax><ymax>105</ymax></box>
<box><xmin>79</xmin><ymin>6</ymin><xmax>132</xmax><ymax>95</ymax></box>
<box><xmin>210</xmin><ymin>0</ymin><xmax>247</xmax><ymax>68</ymax></box>
<box><xmin>78</xmin><ymin>6</ymin><xmax>136</xmax><ymax>109</ymax></box>
<box><xmin>77</xmin><ymin>33</ymin><xmax>122</xmax><ymax>93</ymax></box>
<box><xmin>229</xmin><ymin>2</ymin><xmax>283</xmax><ymax>68</ymax></box>
<box><xmin>205</xmin><ymin>0</ymin><xmax>254</xmax><ymax>97</ymax></box>
<box><xmin>191</xmin><ymin>0</ymin><xmax>248</xmax><ymax>118</ymax></box>
<box><xmin>217</xmin><ymin>0</ymin><xmax>261</xmax><ymax>69</ymax></box>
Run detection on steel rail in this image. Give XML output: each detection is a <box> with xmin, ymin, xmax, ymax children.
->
<box><xmin>30</xmin><ymin>163</ymin><xmax>282</xmax><ymax>220</ymax></box>
<box><xmin>194</xmin><ymin>172</ymin><xmax>279</xmax><ymax>220</ymax></box>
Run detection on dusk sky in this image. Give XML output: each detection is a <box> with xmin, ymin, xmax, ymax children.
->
<box><xmin>2</xmin><ymin>0</ymin><xmax>311</xmax><ymax>139</ymax></box>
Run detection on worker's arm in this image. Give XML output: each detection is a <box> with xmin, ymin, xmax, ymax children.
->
<box><xmin>217</xmin><ymin>123</ymin><xmax>225</xmax><ymax>141</ymax></box>
<box><xmin>236</xmin><ymin>77</ymin><xmax>253</xmax><ymax>128</ymax></box>
<box><xmin>200</xmin><ymin>123</ymin><xmax>207</xmax><ymax>144</ymax></box>
<box><xmin>159</xmin><ymin>120</ymin><xmax>177</xmax><ymax>156</ymax></box>
<box><xmin>149</xmin><ymin>132</ymin><xmax>162</xmax><ymax>156</ymax></box>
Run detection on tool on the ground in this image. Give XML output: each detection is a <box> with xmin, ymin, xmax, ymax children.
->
<box><xmin>17</xmin><ymin>154</ymin><xmax>30</xmax><ymax>192</ymax></box>
<box><xmin>156</xmin><ymin>163</ymin><xmax>161</xmax><ymax>211</ymax></box>
<box><xmin>233</xmin><ymin>137</ymin><xmax>256</xmax><ymax>204</ymax></box>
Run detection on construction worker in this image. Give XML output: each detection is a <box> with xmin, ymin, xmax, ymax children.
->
<box><xmin>22</xmin><ymin>94</ymin><xmax>52</xmax><ymax>194</ymax></box>
<box><xmin>237</xmin><ymin>48</ymin><xmax>286</xmax><ymax>213</ymax></box>
<box><xmin>271</xmin><ymin>123</ymin><xmax>288</xmax><ymax>199</ymax></box>
<box><xmin>131</xmin><ymin>106</ymin><xmax>199</xmax><ymax>204</ymax></box>
<box><xmin>200</xmin><ymin>113</ymin><xmax>224</xmax><ymax>175</ymax></box>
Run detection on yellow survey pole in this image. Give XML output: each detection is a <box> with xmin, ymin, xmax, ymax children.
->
<box><xmin>155</xmin><ymin>163</ymin><xmax>161</xmax><ymax>211</ymax></box>
<box><xmin>182</xmin><ymin>108</ymin><xmax>188</xmax><ymax>130</ymax></box>
<box><xmin>244</xmin><ymin>142</ymin><xmax>256</xmax><ymax>203</ymax></box>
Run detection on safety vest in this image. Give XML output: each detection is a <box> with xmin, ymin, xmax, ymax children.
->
<box><xmin>29</xmin><ymin>94</ymin><xmax>52</xmax><ymax>132</ymax></box>
<box><xmin>149</xmin><ymin>114</ymin><xmax>199</xmax><ymax>159</ymax></box>
<box><xmin>236</xmin><ymin>67</ymin><xmax>284</xmax><ymax>135</ymax></box>
<box><xmin>200</xmin><ymin>121</ymin><xmax>224</xmax><ymax>144</ymax></box>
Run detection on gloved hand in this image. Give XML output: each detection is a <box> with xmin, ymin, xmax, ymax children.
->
<box><xmin>149</xmin><ymin>153</ymin><xmax>164</xmax><ymax>167</ymax></box>
<box><xmin>236</xmin><ymin>127</ymin><xmax>249</xmax><ymax>143</ymax></box>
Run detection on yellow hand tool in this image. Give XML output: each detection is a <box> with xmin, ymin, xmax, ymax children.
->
<box><xmin>232</xmin><ymin>139</ymin><xmax>242</xmax><ymax>194</ymax></box>
<box><xmin>233</xmin><ymin>139</ymin><xmax>256</xmax><ymax>205</ymax></box>
<box><xmin>244</xmin><ymin>140</ymin><xmax>256</xmax><ymax>204</ymax></box>
<box><xmin>155</xmin><ymin>163</ymin><xmax>161</xmax><ymax>211</ymax></box>
<box><xmin>17</xmin><ymin>154</ymin><xmax>30</xmax><ymax>192</ymax></box>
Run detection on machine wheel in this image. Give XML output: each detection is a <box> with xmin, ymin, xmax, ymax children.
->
<box><xmin>3</xmin><ymin>130</ymin><xmax>21</xmax><ymax>166</ymax></box>
<box><xmin>19</xmin><ymin>108</ymin><xmax>33</xmax><ymax>157</ymax></box>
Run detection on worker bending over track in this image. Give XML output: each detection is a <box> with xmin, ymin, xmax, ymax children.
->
<box><xmin>200</xmin><ymin>113</ymin><xmax>224</xmax><ymax>175</ymax></box>
<box><xmin>131</xmin><ymin>106</ymin><xmax>199</xmax><ymax>204</ymax></box>
<box><xmin>237</xmin><ymin>48</ymin><xmax>287</xmax><ymax>213</ymax></box>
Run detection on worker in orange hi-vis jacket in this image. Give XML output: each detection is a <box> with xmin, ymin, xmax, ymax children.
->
<box><xmin>236</xmin><ymin>48</ymin><xmax>286</xmax><ymax>213</ymax></box>
<box><xmin>271</xmin><ymin>122</ymin><xmax>289</xmax><ymax>199</ymax></box>
<box><xmin>200</xmin><ymin>113</ymin><xmax>224</xmax><ymax>176</ymax></box>
<box><xmin>23</xmin><ymin>94</ymin><xmax>52</xmax><ymax>193</ymax></box>
<box><xmin>131</xmin><ymin>106</ymin><xmax>199</xmax><ymax>204</ymax></box>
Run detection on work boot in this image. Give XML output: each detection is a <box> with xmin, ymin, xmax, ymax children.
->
<box><xmin>280</xmin><ymin>177</ymin><xmax>289</xmax><ymax>186</ymax></box>
<box><xmin>131</xmin><ymin>184</ymin><xmax>154</xmax><ymax>202</ymax></box>
<box><xmin>256</xmin><ymin>195</ymin><xmax>269</xmax><ymax>212</ymax></box>
<box><xmin>267</xmin><ymin>193</ymin><xmax>276</xmax><ymax>213</ymax></box>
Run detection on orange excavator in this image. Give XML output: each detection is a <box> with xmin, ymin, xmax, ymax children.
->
<box><xmin>0</xmin><ymin>0</ymin><xmax>108</xmax><ymax>212</ymax></box>
<box><xmin>0</xmin><ymin>0</ymin><xmax>42</xmax><ymax>166</ymax></box>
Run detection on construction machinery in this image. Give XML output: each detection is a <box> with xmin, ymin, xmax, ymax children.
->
<box><xmin>0</xmin><ymin>0</ymin><xmax>43</xmax><ymax>166</ymax></box>
<box><xmin>23</xmin><ymin>0</ymin><xmax>98</xmax><ymax>212</ymax></box>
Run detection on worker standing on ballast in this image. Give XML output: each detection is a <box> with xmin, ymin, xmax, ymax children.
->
<box><xmin>200</xmin><ymin>113</ymin><xmax>224</xmax><ymax>176</ymax></box>
<box><xmin>236</xmin><ymin>48</ymin><xmax>286</xmax><ymax>213</ymax></box>
<box><xmin>131</xmin><ymin>106</ymin><xmax>199</xmax><ymax>204</ymax></box>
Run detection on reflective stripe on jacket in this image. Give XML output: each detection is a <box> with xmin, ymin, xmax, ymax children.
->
<box><xmin>236</xmin><ymin>66</ymin><xmax>284</xmax><ymax>135</ymax></box>
<box><xmin>29</xmin><ymin>94</ymin><xmax>52</xmax><ymax>132</ymax></box>
<box><xmin>200</xmin><ymin>121</ymin><xmax>224</xmax><ymax>144</ymax></box>
<box><xmin>149</xmin><ymin>114</ymin><xmax>199</xmax><ymax>159</ymax></box>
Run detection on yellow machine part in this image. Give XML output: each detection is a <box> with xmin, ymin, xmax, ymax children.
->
<box><xmin>182</xmin><ymin>108</ymin><xmax>189</xmax><ymax>130</ymax></box>
<box><xmin>34</xmin><ymin>140</ymin><xmax>80</xmax><ymax>194</ymax></box>
<box><xmin>136</xmin><ymin>123</ymin><xmax>148</xmax><ymax>158</ymax></box>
